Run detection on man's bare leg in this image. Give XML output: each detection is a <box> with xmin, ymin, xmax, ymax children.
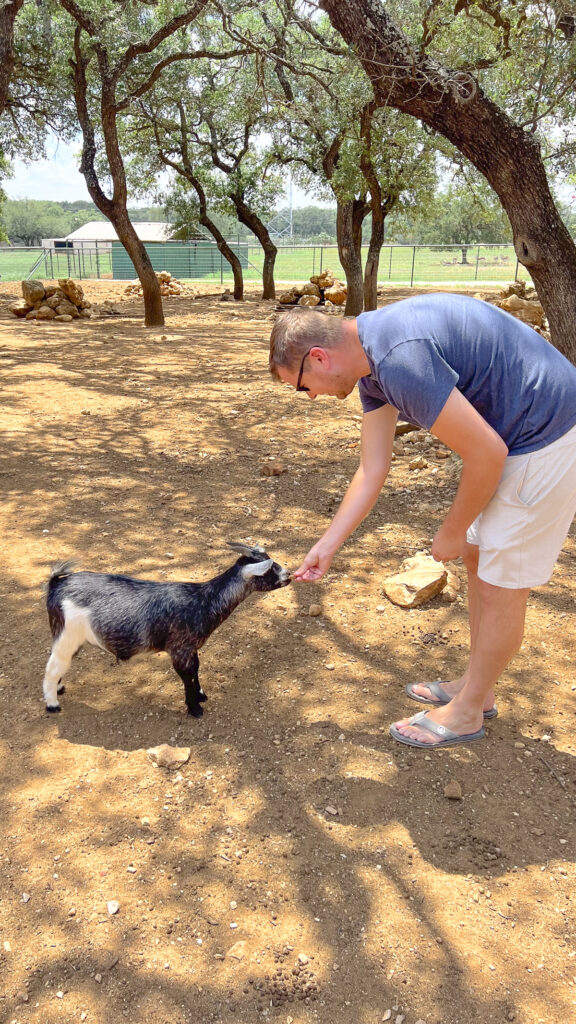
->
<box><xmin>410</xmin><ymin>543</ymin><xmax>495</xmax><ymax>712</ymax></box>
<box><xmin>393</xmin><ymin>563</ymin><xmax>530</xmax><ymax>743</ymax></box>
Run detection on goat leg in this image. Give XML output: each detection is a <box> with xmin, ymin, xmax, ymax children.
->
<box><xmin>171</xmin><ymin>650</ymin><xmax>205</xmax><ymax>717</ymax></box>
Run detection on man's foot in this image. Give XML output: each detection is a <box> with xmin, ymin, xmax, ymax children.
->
<box><xmin>390</xmin><ymin>710</ymin><xmax>485</xmax><ymax>749</ymax></box>
<box><xmin>391</xmin><ymin>701</ymin><xmax>486</xmax><ymax>747</ymax></box>
<box><xmin>406</xmin><ymin>681</ymin><xmax>497</xmax><ymax>719</ymax></box>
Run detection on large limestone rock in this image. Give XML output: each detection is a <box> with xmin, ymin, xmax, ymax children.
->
<box><xmin>9</xmin><ymin>299</ymin><xmax>30</xmax><ymax>318</ymax></box>
<box><xmin>278</xmin><ymin>287</ymin><xmax>300</xmax><ymax>304</ymax></box>
<box><xmin>58</xmin><ymin>278</ymin><xmax>84</xmax><ymax>307</ymax></box>
<box><xmin>55</xmin><ymin>300</ymin><xmax>80</xmax><ymax>318</ymax></box>
<box><xmin>324</xmin><ymin>282</ymin><xmax>347</xmax><ymax>305</ymax></box>
<box><xmin>298</xmin><ymin>293</ymin><xmax>320</xmax><ymax>307</ymax></box>
<box><xmin>35</xmin><ymin>304</ymin><xmax>57</xmax><ymax>320</ymax></box>
<box><xmin>311</xmin><ymin>269</ymin><xmax>335</xmax><ymax>290</ymax></box>
<box><xmin>382</xmin><ymin>553</ymin><xmax>448</xmax><ymax>608</ymax></box>
<box><xmin>499</xmin><ymin>293</ymin><xmax>545</xmax><ymax>327</ymax></box>
<box><xmin>21</xmin><ymin>279</ymin><xmax>45</xmax><ymax>305</ymax></box>
<box><xmin>300</xmin><ymin>281</ymin><xmax>321</xmax><ymax>297</ymax></box>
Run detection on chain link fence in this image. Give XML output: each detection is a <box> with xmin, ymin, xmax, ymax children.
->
<box><xmin>0</xmin><ymin>242</ymin><xmax>528</xmax><ymax>287</ymax></box>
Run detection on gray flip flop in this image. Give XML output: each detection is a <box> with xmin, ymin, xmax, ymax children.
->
<box><xmin>390</xmin><ymin>709</ymin><xmax>485</xmax><ymax>749</ymax></box>
<box><xmin>406</xmin><ymin>681</ymin><xmax>498</xmax><ymax>720</ymax></box>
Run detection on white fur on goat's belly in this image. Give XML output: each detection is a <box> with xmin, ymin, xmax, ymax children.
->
<box><xmin>61</xmin><ymin>598</ymin><xmax>104</xmax><ymax>651</ymax></box>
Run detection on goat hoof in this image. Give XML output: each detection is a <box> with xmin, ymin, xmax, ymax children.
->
<box><xmin>198</xmin><ymin>691</ymin><xmax>208</xmax><ymax>703</ymax></box>
<box><xmin>57</xmin><ymin>684</ymin><xmax>66</xmax><ymax>695</ymax></box>
<box><xmin>188</xmin><ymin>704</ymin><xmax>204</xmax><ymax>718</ymax></box>
<box><xmin>46</xmin><ymin>704</ymin><xmax>61</xmax><ymax>714</ymax></box>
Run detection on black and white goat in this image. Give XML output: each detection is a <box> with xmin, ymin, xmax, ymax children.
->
<box><xmin>42</xmin><ymin>543</ymin><xmax>291</xmax><ymax>717</ymax></box>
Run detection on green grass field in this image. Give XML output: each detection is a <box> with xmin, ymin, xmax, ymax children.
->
<box><xmin>0</xmin><ymin>243</ymin><xmax>528</xmax><ymax>287</ymax></box>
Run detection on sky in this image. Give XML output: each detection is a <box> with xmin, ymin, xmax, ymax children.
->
<box><xmin>8</xmin><ymin>140</ymin><xmax>93</xmax><ymax>204</ymax></box>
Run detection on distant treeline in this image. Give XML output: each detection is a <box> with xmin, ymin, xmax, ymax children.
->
<box><xmin>3</xmin><ymin>195</ymin><xmax>575</xmax><ymax>248</ymax></box>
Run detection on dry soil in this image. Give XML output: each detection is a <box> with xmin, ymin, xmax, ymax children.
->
<box><xmin>0</xmin><ymin>280</ymin><xmax>574</xmax><ymax>1024</ymax></box>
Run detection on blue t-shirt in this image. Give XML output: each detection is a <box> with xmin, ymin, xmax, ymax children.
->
<box><xmin>357</xmin><ymin>293</ymin><xmax>576</xmax><ymax>454</ymax></box>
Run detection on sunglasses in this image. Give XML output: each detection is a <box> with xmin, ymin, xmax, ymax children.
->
<box><xmin>296</xmin><ymin>348</ymin><xmax>313</xmax><ymax>392</ymax></box>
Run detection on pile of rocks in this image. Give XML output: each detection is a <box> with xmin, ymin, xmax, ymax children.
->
<box><xmin>278</xmin><ymin>268</ymin><xmax>347</xmax><ymax>309</ymax></box>
<box><xmin>9</xmin><ymin>278</ymin><xmax>93</xmax><ymax>322</ymax></box>
<box><xmin>124</xmin><ymin>270</ymin><xmax>195</xmax><ymax>298</ymax></box>
<box><xmin>491</xmin><ymin>280</ymin><xmax>547</xmax><ymax>332</ymax></box>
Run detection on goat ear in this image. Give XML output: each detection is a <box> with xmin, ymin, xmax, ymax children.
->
<box><xmin>241</xmin><ymin>558</ymin><xmax>273</xmax><ymax>579</ymax></box>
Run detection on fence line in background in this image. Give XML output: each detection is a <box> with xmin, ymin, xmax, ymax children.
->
<box><xmin>0</xmin><ymin>242</ymin><xmax>528</xmax><ymax>287</ymax></box>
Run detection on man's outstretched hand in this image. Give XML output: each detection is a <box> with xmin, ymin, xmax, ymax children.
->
<box><xmin>293</xmin><ymin>543</ymin><xmax>334</xmax><ymax>581</ymax></box>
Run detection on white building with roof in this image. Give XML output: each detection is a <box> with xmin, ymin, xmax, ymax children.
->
<box><xmin>42</xmin><ymin>221</ymin><xmax>175</xmax><ymax>250</ymax></box>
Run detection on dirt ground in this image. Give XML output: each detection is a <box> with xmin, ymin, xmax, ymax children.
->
<box><xmin>0</xmin><ymin>278</ymin><xmax>575</xmax><ymax>1024</ymax></box>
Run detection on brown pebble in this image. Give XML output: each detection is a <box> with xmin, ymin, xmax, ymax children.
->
<box><xmin>444</xmin><ymin>780</ymin><xmax>463</xmax><ymax>800</ymax></box>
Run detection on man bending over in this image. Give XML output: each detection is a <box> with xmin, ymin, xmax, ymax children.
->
<box><xmin>269</xmin><ymin>293</ymin><xmax>576</xmax><ymax>749</ymax></box>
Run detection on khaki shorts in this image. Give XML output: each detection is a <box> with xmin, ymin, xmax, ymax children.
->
<box><xmin>467</xmin><ymin>423</ymin><xmax>576</xmax><ymax>589</ymax></box>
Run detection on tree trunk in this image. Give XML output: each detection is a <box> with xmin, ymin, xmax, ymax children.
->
<box><xmin>337</xmin><ymin>199</ymin><xmax>368</xmax><ymax>316</ymax></box>
<box><xmin>112</xmin><ymin>211</ymin><xmax>165</xmax><ymax>326</ymax></box>
<box><xmin>320</xmin><ymin>0</ymin><xmax>576</xmax><ymax>363</ymax></box>
<box><xmin>363</xmin><ymin>207</ymin><xmax>386</xmax><ymax>311</ymax></box>
<box><xmin>203</xmin><ymin>220</ymin><xmax>244</xmax><ymax>300</ymax></box>
<box><xmin>0</xmin><ymin>0</ymin><xmax>24</xmax><ymax>117</ymax></box>
<box><xmin>71</xmin><ymin>31</ymin><xmax>165</xmax><ymax>327</ymax></box>
<box><xmin>231</xmin><ymin>194</ymin><xmax>277</xmax><ymax>300</ymax></box>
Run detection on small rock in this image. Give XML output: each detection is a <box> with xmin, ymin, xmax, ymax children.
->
<box><xmin>227</xmin><ymin>941</ymin><xmax>246</xmax><ymax>960</ymax></box>
<box><xmin>298</xmin><ymin>953</ymin><xmax>309</xmax><ymax>965</ymax></box>
<box><xmin>107</xmin><ymin>900</ymin><xmax>120</xmax><ymax>915</ymax></box>
<box><xmin>325</xmin><ymin>806</ymin><xmax>338</xmax><ymax>816</ymax></box>
<box><xmin>308</xmin><ymin>603</ymin><xmax>322</xmax><ymax>616</ymax></box>
<box><xmin>408</xmin><ymin>456</ymin><xmax>428</xmax><ymax>470</ymax></box>
<box><xmin>514</xmin><ymin>741</ymin><xmax>525</xmax><ymax>749</ymax></box>
<box><xmin>260</xmin><ymin>461</ymin><xmax>287</xmax><ymax>476</ymax></box>
<box><xmin>382</xmin><ymin>1012</ymin><xmax>392</xmax><ymax>1022</ymax></box>
<box><xmin>147</xmin><ymin>744</ymin><xmax>191</xmax><ymax>770</ymax></box>
<box><xmin>444</xmin><ymin>780</ymin><xmax>463</xmax><ymax>801</ymax></box>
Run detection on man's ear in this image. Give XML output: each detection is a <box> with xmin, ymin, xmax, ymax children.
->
<box><xmin>309</xmin><ymin>347</ymin><xmax>331</xmax><ymax>368</ymax></box>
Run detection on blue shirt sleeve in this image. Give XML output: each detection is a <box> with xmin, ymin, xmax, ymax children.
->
<box><xmin>359</xmin><ymin>339</ymin><xmax>459</xmax><ymax>429</ymax></box>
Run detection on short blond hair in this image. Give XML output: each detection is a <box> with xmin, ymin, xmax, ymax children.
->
<box><xmin>269</xmin><ymin>308</ymin><xmax>345</xmax><ymax>380</ymax></box>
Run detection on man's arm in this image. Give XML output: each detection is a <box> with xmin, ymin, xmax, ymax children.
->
<box><xmin>430</xmin><ymin>388</ymin><xmax>508</xmax><ymax>562</ymax></box>
<box><xmin>294</xmin><ymin>404</ymin><xmax>398</xmax><ymax>581</ymax></box>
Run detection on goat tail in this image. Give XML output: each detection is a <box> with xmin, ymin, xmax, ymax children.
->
<box><xmin>46</xmin><ymin>560</ymin><xmax>79</xmax><ymax>591</ymax></box>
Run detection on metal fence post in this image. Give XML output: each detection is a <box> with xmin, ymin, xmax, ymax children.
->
<box><xmin>320</xmin><ymin>246</ymin><xmax>324</xmax><ymax>274</ymax></box>
<box><xmin>388</xmin><ymin>246</ymin><xmax>393</xmax><ymax>279</ymax></box>
<box><xmin>410</xmin><ymin>245</ymin><xmax>416</xmax><ymax>287</ymax></box>
<box><xmin>475</xmin><ymin>245</ymin><xmax>480</xmax><ymax>281</ymax></box>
